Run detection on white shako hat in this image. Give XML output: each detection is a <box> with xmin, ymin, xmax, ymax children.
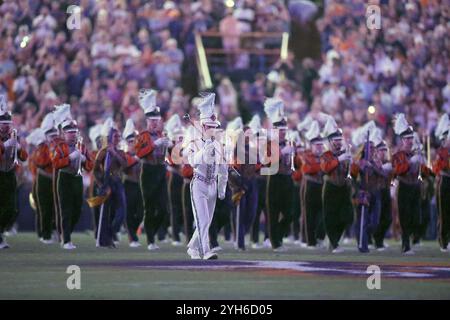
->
<box><xmin>370</xmin><ymin>127</ymin><xmax>387</xmax><ymax>149</ymax></box>
<box><xmin>246</xmin><ymin>114</ymin><xmax>262</xmax><ymax>133</ymax></box>
<box><xmin>0</xmin><ymin>94</ymin><xmax>12</xmax><ymax>124</ymax></box>
<box><xmin>435</xmin><ymin>113</ymin><xmax>449</xmax><ymax>141</ymax></box>
<box><xmin>297</xmin><ymin>114</ymin><xmax>313</xmax><ymax>132</ymax></box>
<box><xmin>226</xmin><ymin>117</ymin><xmax>244</xmax><ymax>132</ymax></box>
<box><xmin>122</xmin><ymin>119</ymin><xmax>137</xmax><ymax>140</ymax></box>
<box><xmin>305</xmin><ymin>120</ymin><xmax>322</xmax><ymax>143</ymax></box>
<box><xmin>89</xmin><ymin>124</ymin><xmax>103</xmax><ymax>151</ymax></box>
<box><xmin>264</xmin><ymin>97</ymin><xmax>287</xmax><ymax>129</ymax></box>
<box><xmin>101</xmin><ymin>117</ymin><xmax>117</xmax><ymax>137</ymax></box>
<box><xmin>139</xmin><ymin>89</ymin><xmax>161</xmax><ymax>119</ymax></box>
<box><xmin>197</xmin><ymin>92</ymin><xmax>220</xmax><ymax>128</ymax></box>
<box><xmin>351</xmin><ymin>120</ymin><xmax>376</xmax><ymax>147</ymax></box>
<box><xmin>393</xmin><ymin>113</ymin><xmax>414</xmax><ymax>138</ymax></box>
<box><xmin>54</xmin><ymin>104</ymin><xmax>77</xmax><ymax>133</ymax></box>
<box><xmin>165</xmin><ymin>114</ymin><xmax>184</xmax><ymax>140</ymax></box>
<box><xmin>41</xmin><ymin>112</ymin><xmax>58</xmax><ymax>136</ymax></box>
<box><xmin>26</xmin><ymin>128</ymin><xmax>46</xmax><ymax>146</ymax></box>
<box><xmin>322</xmin><ymin>115</ymin><xmax>342</xmax><ymax>139</ymax></box>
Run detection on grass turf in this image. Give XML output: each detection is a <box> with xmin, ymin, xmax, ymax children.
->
<box><xmin>1</xmin><ymin>233</ymin><xmax>450</xmax><ymax>299</ymax></box>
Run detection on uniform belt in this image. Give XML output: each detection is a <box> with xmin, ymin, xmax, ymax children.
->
<box><xmin>193</xmin><ymin>173</ymin><xmax>216</xmax><ymax>185</ymax></box>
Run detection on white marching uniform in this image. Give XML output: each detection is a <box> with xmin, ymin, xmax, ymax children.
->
<box><xmin>186</xmin><ymin>137</ymin><xmax>228</xmax><ymax>258</ymax></box>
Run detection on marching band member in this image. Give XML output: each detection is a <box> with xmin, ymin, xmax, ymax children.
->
<box><xmin>93</xmin><ymin>118</ymin><xmax>128</xmax><ymax>247</ymax></box>
<box><xmin>88</xmin><ymin>123</ymin><xmax>104</xmax><ymax>239</ymax></box>
<box><xmin>392</xmin><ymin>114</ymin><xmax>426</xmax><ymax>254</ymax></box>
<box><xmin>301</xmin><ymin>120</ymin><xmax>325</xmax><ymax>248</ymax></box>
<box><xmin>288</xmin><ymin>129</ymin><xmax>303</xmax><ymax>245</ymax></box>
<box><xmin>27</xmin><ymin>127</ymin><xmax>54</xmax><ymax>243</ymax></box>
<box><xmin>51</xmin><ymin>104</ymin><xmax>93</xmax><ymax>249</ymax></box>
<box><xmin>264</xmin><ymin>98</ymin><xmax>293</xmax><ymax>252</ymax></box>
<box><xmin>180</xmin><ymin>126</ymin><xmax>195</xmax><ymax>243</ymax></box>
<box><xmin>296</xmin><ymin>115</ymin><xmax>314</xmax><ymax>247</ymax></box>
<box><xmin>433</xmin><ymin>114</ymin><xmax>450</xmax><ymax>252</ymax></box>
<box><xmin>350</xmin><ymin>121</ymin><xmax>385</xmax><ymax>253</ymax></box>
<box><xmin>411</xmin><ymin>133</ymin><xmax>434</xmax><ymax>248</ymax></box>
<box><xmin>248</xmin><ymin>115</ymin><xmax>270</xmax><ymax>249</ymax></box>
<box><xmin>165</xmin><ymin>114</ymin><xmax>185</xmax><ymax>246</ymax></box>
<box><xmin>227</xmin><ymin>117</ymin><xmax>260</xmax><ymax>251</ymax></box>
<box><xmin>135</xmin><ymin>89</ymin><xmax>171</xmax><ymax>251</ymax></box>
<box><xmin>370</xmin><ymin>128</ymin><xmax>393</xmax><ymax>251</ymax></box>
<box><xmin>185</xmin><ymin>93</ymin><xmax>228</xmax><ymax>260</ymax></box>
<box><xmin>122</xmin><ymin>119</ymin><xmax>144</xmax><ymax>248</ymax></box>
<box><xmin>320</xmin><ymin>116</ymin><xmax>353</xmax><ymax>253</ymax></box>
<box><xmin>0</xmin><ymin>95</ymin><xmax>28</xmax><ymax>249</ymax></box>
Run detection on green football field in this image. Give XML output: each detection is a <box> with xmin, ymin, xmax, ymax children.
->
<box><xmin>1</xmin><ymin>233</ymin><xmax>449</xmax><ymax>300</ymax></box>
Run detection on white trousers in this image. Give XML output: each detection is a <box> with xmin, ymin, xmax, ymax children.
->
<box><xmin>188</xmin><ymin>179</ymin><xmax>217</xmax><ymax>257</ymax></box>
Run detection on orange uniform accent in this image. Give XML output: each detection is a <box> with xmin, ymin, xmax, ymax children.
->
<box><xmin>50</xmin><ymin>140</ymin><xmax>93</xmax><ymax>171</ymax></box>
<box><xmin>135</xmin><ymin>131</ymin><xmax>155</xmax><ymax>159</ymax></box>
<box><xmin>33</xmin><ymin>143</ymin><xmax>53</xmax><ymax>174</ymax></box>
<box><xmin>302</xmin><ymin>151</ymin><xmax>321</xmax><ymax>175</ymax></box>
<box><xmin>125</xmin><ymin>153</ymin><xmax>139</xmax><ymax>168</ymax></box>
<box><xmin>392</xmin><ymin>151</ymin><xmax>410</xmax><ymax>176</ymax></box>
<box><xmin>181</xmin><ymin>164</ymin><xmax>193</xmax><ymax>179</ymax></box>
<box><xmin>320</xmin><ymin>150</ymin><xmax>339</xmax><ymax>173</ymax></box>
<box><xmin>433</xmin><ymin>147</ymin><xmax>449</xmax><ymax>175</ymax></box>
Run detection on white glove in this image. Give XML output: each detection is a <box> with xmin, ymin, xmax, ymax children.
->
<box><xmin>69</xmin><ymin>150</ymin><xmax>80</xmax><ymax>161</ymax></box>
<box><xmin>218</xmin><ymin>192</ymin><xmax>225</xmax><ymax>200</ymax></box>
<box><xmin>410</xmin><ymin>154</ymin><xmax>423</xmax><ymax>164</ymax></box>
<box><xmin>338</xmin><ymin>153</ymin><xmax>352</xmax><ymax>162</ymax></box>
<box><xmin>281</xmin><ymin>145</ymin><xmax>294</xmax><ymax>155</ymax></box>
<box><xmin>382</xmin><ymin>162</ymin><xmax>393</xmax><ymax>172</ymax></box>
<box><xmin>3</xmin><ymin>138</ymin><xmax>18</xmax><ymax>148</ymax></box>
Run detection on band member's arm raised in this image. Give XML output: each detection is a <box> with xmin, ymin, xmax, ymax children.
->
<box><xmin>320</xmin><ymin>151</ymin><xmax>339</xmax><ymax>173</ymax></box>
<box><xmin>135</xmin><ymin>132</ymin><xmax>155</xmax><ymax>158</ymax></box>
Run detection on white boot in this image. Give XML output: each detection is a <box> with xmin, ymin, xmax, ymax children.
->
<box><xmin>129</xmin><ymin>241</ymin><xmax>141</xmax><ymax>248</ymax></box>
<box><xmin>147</xmin><ymin>243</ymin><xmax>160</xmax><ymax>251</ymax></box>
<box><xmin>62</xmin><ymin>242</ymin><xmax>76</xmax><ymax>250</ymax></box>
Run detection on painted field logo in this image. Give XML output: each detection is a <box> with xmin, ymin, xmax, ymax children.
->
<box><xmin>366</xmin><ymin>265</ymin><xmax>381</xmax><ymax>290</ymax></box>
<box><xmin>366</xmin><ymin>5</ymin><xmax>381</xmax><ymax>30</ymax></box>
<box><xmin>66</xmin><ymin>265</ymin><xmax>81</xmax><ymax>290</ymax></box>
